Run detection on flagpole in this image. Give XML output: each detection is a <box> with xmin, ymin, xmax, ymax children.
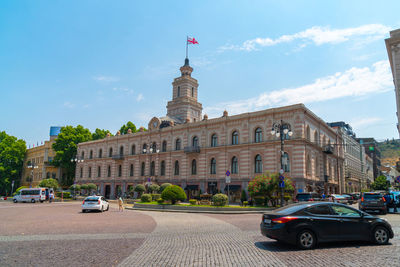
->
<box><xmin>186</xmin><ymin>35</ymin><xmax>188</xmax><ymax>59</ymax></box>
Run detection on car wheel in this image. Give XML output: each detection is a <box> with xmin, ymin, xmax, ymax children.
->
<box><xmin>373</xmin><ymin>226</ymin><xmax>389</xmax><ymax>245</ymax></box>
<box><xmin>31</xmin><ymin>199</ymin><xmax>35</xmax><ymax>203</ymax></box>
<box><xmin>82</xmin><ymin>209</ymin><xmax>86</xmax><ymax>213</ymax></box>
<box><xmin>13</xmin><ymin>199</ymin><xmax>17</xmax><ymax>203</ymax></box>
<box><xmin>101</xmin><ymin>206</ymin><xmax>104</xmax><ymax>212</ymax></box>
<box><xmin>297</xmin><ymin>230</ymin><xmax>316</xmax><ymax>249</ymax></box>
<box><xmin>381</xmin><ymin>209</ymin><xmax>387</xmax><ymax>215</ymax></box>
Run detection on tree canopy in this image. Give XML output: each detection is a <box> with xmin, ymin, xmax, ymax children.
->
<box><xmin>248</xmin><ymin>173</ymin><xmax>294</xmax><ymax>199</ymax></box>
<box><xmin>371</xmin><ymin>175</ymin><xmax>390</xmax><ymax>191</ymax></box>
<box><xmin>119</xmin><ymin>121</ymin><xmax>137</xmax><ymax>134</ymax></box>
<box><xmin>52</xmin><ymin>125</ymin><xmax>92</xmax><ymax>186</ymax></box>
<box><xmin>92</xmin><ymin>128</ymin><xmax>113</xmax><ymax>140</ymax></box>
<box><xmin>0</xmin><ymin>131</ymin><xmax>26</xmax><ymax>195</ymax></box>
<box><xmin>38</xmin><ymin>178</ymin><xmax>59</xmax><ymax>189</ymax></box>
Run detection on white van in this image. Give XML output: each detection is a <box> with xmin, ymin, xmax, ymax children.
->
<box><xmin>13</xmin><ymin>188</ymin><xmax>46</xmax><ymax>203</ymax></box>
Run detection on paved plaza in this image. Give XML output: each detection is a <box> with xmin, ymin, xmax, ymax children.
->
<box><xmin>0</xmin><ymin>201</ymin><xmax>399</xmax><ymax>266</ymax></box>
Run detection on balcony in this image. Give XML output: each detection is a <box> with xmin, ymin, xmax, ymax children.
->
<box><xmin>184</xmin><ymin>146</ymin><xmax>200</xmax><ymax>153</ymax></box>
<box><xmin>323</xmin><ymin>145</ymin><xmax>334</xmax><ymax>154</ymax></box>
<box><xmin>112</xmin><ymin>154</ymin><xmax>125</xmax><ymax>160</ymax></box>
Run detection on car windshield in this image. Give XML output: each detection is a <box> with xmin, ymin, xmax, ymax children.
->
<box><xmin>296</xmin><ymin>194</ymin><xmax>311</xmax><ymax>200</ymax></box>
<box><xmin>274</xmin><ymin>204</ymin><xmax>309</xmax><ymax>214</ymax></box>
<box><xmin>85</xmin><ymin>197</ymin><xmax>99</xmax><ymax>202</ymax></box>
<box><xmin>363</xmin><ymin>194</ymin><xmax>382</xmax><ymax>200</ymax></box>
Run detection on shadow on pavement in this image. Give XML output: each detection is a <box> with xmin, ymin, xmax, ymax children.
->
<box><xmin>255</xmin><ymin>240</ymin><xmax>391</xmax><ymax>252</ymax></box>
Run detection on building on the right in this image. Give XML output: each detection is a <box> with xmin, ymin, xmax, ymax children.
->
<box><xmin>385</xmin><ymin>28</ymin><xmax>400</xmax><ymax>137</ymax></box>
<box><xmin>356</xmin><ymin>138</ymin><xmax>381</xmax><ymax>181</ymax></box>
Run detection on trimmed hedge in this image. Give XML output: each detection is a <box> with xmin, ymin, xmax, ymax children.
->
<box><xmin>189</xmin><ymin>199</ymin><xmax>197</xmax><ymax>205</ymax></box>
<box><xmin>156</xmin><ymin>198</ymin><xmax>164</xmax><ymax>204</ymax></box>
<box><xmin>161</xmin><ymin>185</ymin><xmax>186</xmax><ymax>204</ymax></box>
<box><xmin>254</xmin><ymin>196</ymin><xmax>265</xmax><ymax>206</ymax></box>
<box><xmin>212</xmin><ymin>193</ymin><xmax>228</xmax><ymax>206</ymax></box>
<box><xmin>160</xmin><ymin>183</ymin><xmax>172</xmax><ymax>193</ymax></box>
<box><xmin>55</xmin><ymin>192</ymin><xmax>71</xmax><ymax>198</ymax></box>
<box><xmin>141</xmin><ymin>194</ymin><xmax>152</xmax><ymax>202</ymax></box>
<box><xmin>151</xmin><ymin>194</ymin><xmax>161</xmax><ymax>201</ymax></box>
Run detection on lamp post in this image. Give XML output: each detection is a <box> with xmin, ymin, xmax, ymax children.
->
<box><xmin>27</xmin><ymin>162</ymin><xmax>39</xmax><ymax>188</ymax></box>
<box><xmin>143</xmin><ymin>144</ymin><xmax>159</xmax><ymax>190</ymax></box>
<box><xmin>271</xmin><ymin>120</ymin><xmax>293</xmax><ymax>207</ymax></box>
<box><xmin>71</xmin><ymin>156</ymin><xmax>84</xmax><ymax>199</ymax></box>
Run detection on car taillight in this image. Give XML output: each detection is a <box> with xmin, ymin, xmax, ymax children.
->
<box><xmin>382</xmin><ymin>197</ymin><xmax>386</xmax><ymax>202</ymax></box>
<box><xmin>98</xmin><ymin>200</ymin><xmax>101</xmax><ymax>204</ymax></box>
<box><xmin>361</xmin><ymin>197</ymin><xmax>364</xmax><ymax>202</ymax></box>
<box><xmin>272</xmin><ymin>216</ymin><xmax>298</xmax><ymax>224</ymax></box>
<box><xmin>82</xmin><ymin>200</ymin><xmax>85</xmax><ymax>204</ymax></box>
<box><xmin>308</xmin><ymin>198</ymin><xmax>314</xmax><ymax>201</ymax></box>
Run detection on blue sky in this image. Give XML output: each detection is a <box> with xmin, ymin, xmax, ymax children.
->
<box><xmin>1</xmin><ymin>0</ymin><xmax>399</xmax><ymax>146</ymax></box>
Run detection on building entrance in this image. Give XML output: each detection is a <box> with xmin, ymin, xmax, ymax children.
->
<box><xmin>105</xmin><ymin>185</ymin><xmax>111</xmax><ymax>199</ymax></box>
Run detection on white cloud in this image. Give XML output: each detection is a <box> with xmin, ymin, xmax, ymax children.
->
<box><xmin>350</xmin><ymin>117</ymin><xmax>383</xmax><ymax>129</ymax></box>
<box><xmin>136</xmin><ymin>93</ymin><xmax>144</xmax><ymax>102</ymax></box>
<box><xmin>93</xmin><ymin>76</ymin><xmax>120</xmax><ymax>82</ymax></box>
<box><xmin>204</xmin><ymin>60</ymin><xmax>392</xmax><ymax>117</ymax></box>
<box><xmin>221</xmin><ymin>24</ymin><xmax>391</xmax><ymax>52</ymax></box>
<box><xmin>63</xmin><ymin>101</ymin><xmax>75</xmax><ymax>108</ymax></box>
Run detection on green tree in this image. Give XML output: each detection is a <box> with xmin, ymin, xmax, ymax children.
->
<box><xmin>52</xmin><ymin>125</ymin><xmax>92</xmax><ymax>187</ymax></box>
<box><xmin>69</xmin><ymin>184</ymin><xmax>81</xmax><ymax>192</ymax></box>
<box><xmin>92</xmin><ymin>128</ymin><xmax>113</xmax><ymax>140</ymax></box>
<box><xmin>161</xmin><ymin>185</ymin><xmax>187</xmax><ymax>204</ymax></box>
<box><xmin>80</xmin><ymin>184</ymin><xmax>88</xmax><ymax>195</ymax></box>
<box><xmin>0</xmin><ymin>131</ymin><xmax>26</xmax><ymax>195</ymax></box>
<box><xmin>134</xmin><ymin>184</ymin><xmax>146</xmax><ymax>197</ymax></box>
<box><xmin>159</xmin><ymin>183</ymin><xmax>172</xmax><ymax>192</ymax></box>
<box><xmin>87</xmin><ymin>183</ymin><xmax>97</xmax><ymax>194</ymax></box>
<box><xmin>371</xmin><ymin>175</ymin><xmax>390</xmax><ymax>191</ymax></box>
<box><xmin>38</xmin><ymin>178</ymin><xmax>59</xmax><ymax>189</ymax></box>
<box><xmin>148</xmin><ymin>184</ymin><xmax>160</xmax><ymax>194</ymax></box>
<box><xmin>120</xmin><ymin>121</ymin><xmax>137</xmax><ymax>135</ymax></box>
<box><xmin>240</xmin><ymin>189</ymin><xmax>247</xmax><ymax>203</ymax></box>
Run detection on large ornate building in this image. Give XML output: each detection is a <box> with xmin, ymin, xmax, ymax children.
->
<box><xmin>75</xmin><ymin>58</ymin><xmax>344</xmax><ymax>200</ymax></box>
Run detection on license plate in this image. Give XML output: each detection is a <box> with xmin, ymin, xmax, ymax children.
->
<box><xmin>264</xmin><ymin>219</ymin><xmax>271</xmax><ymax>224</ymax></box>
<box><xmin>370</xmin><ymin>201</ymin><xmax>377</xmax><ymax>204</ymax></box>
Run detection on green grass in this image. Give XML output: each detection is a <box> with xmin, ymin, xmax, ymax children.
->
<box><xmin>136</xmin><ymin>202</ymin><xmax>270</xmax><ymax>208</ymax></box>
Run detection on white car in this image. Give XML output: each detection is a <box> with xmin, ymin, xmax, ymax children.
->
<box><xmin>82</xmin><ymin>196</ymin><xmax>109</xmax><ymax>213</ymax></box>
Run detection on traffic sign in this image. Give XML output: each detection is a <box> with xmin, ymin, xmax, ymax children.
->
<box><xmin>279</xmin><ymin>181</ymin><xmax>285</xmax><ymax>188</ymax></box>
<box><xmin>279</xmin><ymin>169</ymin><xmax>284</xmax><ymax>175</ymax></box>
<box><xmin>225</xmin><ymin>176</ymin><xmax>231</xmax><ymax>184</ymax></box>
<box><xmin>396</xmin><ymin>176</ymin><xmax>400</xmax><ymax>183</ymax></box>
<box><xmin>226</xmin><ymin>170</ymin><xmax>230</xmax><ymax>176</ymax></box>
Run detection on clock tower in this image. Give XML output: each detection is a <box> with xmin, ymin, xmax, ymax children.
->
<box><xmin>166</xmin><ymin>58</ymin><xmax>203</xmax><ymax>123</ymax></box>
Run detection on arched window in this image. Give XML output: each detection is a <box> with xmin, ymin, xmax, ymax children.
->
<box><xmin>232</xmin><ymin>131</ymin><xmax>239</xmax><ymax>145</ymax></box>
<box><xmin>162</xmin><ymin>141</ymin><xmax>167</xmax><ymax>152</ymax></box>
<box><xmin>282</xmin><ymin>152</ymin><xmax>290</xmax><ymax>172</ymax></box>
<box><xmin>150</xmin><ymin>161</ymin><xmax>155</xmax><ymax>176</ymax></box>
<box><xmin>119</xmin><ymin>146</ymin><xmax>124</xmax><ymax>156</ymax></box>
<box><xmin>306</xmin><ymin>125</ymin><xmax>311</xmax><ymax>141</ymax></box>
<box><xmin>141</xmin><ymin>162</ymin><xmax>145</xmax><ymax>176</ymax></box>
<box><xmin>314</xmin><ymin>131</ymin><xmax>319</xmax><ymax>145</ymax></box>
<box><xmin>97</xmin><ymin>166</ymin><xmax>101</xmax><ymax>177</ymax></box>
<box><xmin>322</xmin><ymin>136</ymin><xmax>326</xmax><ymax>147</ymax></box>
<box><xmin>118</xmin><ymin>165</ymin><xmax>122</xmax><ymax>177</ymax></box>
<box><xmin>306</xmin><ymin>155</ymin><xmax>311</xmax><ymax>176</ymax></box>
<box><xmin>255</xmin><ymin>128</ymin><xmax>263</xmax><ymax>143</ymax></box>
<box><xmin>130</xmin><ymin>164</ymin><xmax>134</xmax><ymax>176</ymax></box>
<box><xmin>177</xmin><ymin>86</ymin><xmax>180</xmax><ymax>97</ymax></box>
<box><xmin>89</xmin><ymin>150</ymin><xmax>93</xmax><ymax>159</ymax></box>
<box><xmin>99</xmin><ymin>149</ymin><xmax>102</xmax><ymax>158</ymax></box>
<box><xmin>231</xmin><ymin>156</ymin><xmax>238</xmax><ymax>174</ymax></box>
<box><xmin>152</xmin><ymin>142</ymin><xmax>157</xmax><ymax>152</ymax></box>
<box><xmin>210</xmin><ymin>158</ymin><xmax>216</xmax><ymax>174</ymax></box>
<box><xmin>315</xmin><ymin>157</ymin><xmax>319</xmax><ymax>177</ymax></box>
<box><xmin>160</xmin><ymin>161</ymin><xmax>165</xmax><ymax>176</ymax></box>
<box><xmin>81</xmin><ymin>151</ymin><xmax>85</xmax><ymax>159</ymax></box>
<box><xmin>88</xmin><ymin>167</ymin><xmax>92</xmax><ymax>178</ymax></box>
<box><xmin>175</xmin><ymin>139</ymin><xmax>181</xmax><ymax>150</ymax></box>
<box><xmin>174</xmin><ymin>161</ymin><xmax>180</xmax><ymax>175</ymax></box>
<box><xmin>109</xmin><ymin>147</ymin><xmax>113</xmax><ymax>157</ymax></box>
<box><xmin>107</xmin><ymin>165</ymin><xmax>111</xmax><ymax>177</ymax></box>
<box><xmin>142</xmin><ymin>144</ymin><xmax>147</xmax><ymax>154</ymax></box>
<box><xmin>191</xmin><ymin>87</ymin><xmax>194</xmax><ymax>97</ymax></box>
<box><xmin>80</xmin><ymin>167</ymin><xmax>83</xmax><ymax>178</ymax></box>
<box><xmin>191</xmin><ymin>159</ymin><xmax>197</xmax><ymax>175</ymax></box>
<box><xmin>211</xmin><ymin>134</ymin><xmax>218</xmax><ymax>147</ymax></box>
<box><xmin>131</xmin><ymin>145</ymin><xmax>136</xmax><ymax>155</ymax></box>
<box><xmin>192</xmin><ymin>136</ymin><xmax>199</xmax><ymax>147</ymax></box>
<box><xmin>255</xmin><ymin>154</ymin><xmax>262</xmax><ymax>173</ymax></box>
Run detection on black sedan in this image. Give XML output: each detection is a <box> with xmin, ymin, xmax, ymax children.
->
<box><xmin>260</xmin><ymin>202</ymin><xmax>394</xmax><ymax>249</ymax></box>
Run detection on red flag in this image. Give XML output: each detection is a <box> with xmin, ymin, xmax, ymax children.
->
<box><xmin>187</xmin><ymin>37</ymin><xmax>199</xmax><ymax>44</ymax></box>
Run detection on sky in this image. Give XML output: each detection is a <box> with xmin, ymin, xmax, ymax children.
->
<box><xmin>1</xmin><ymin>0</ymin><xmax>399</xmax><ymax>147</ymax></box>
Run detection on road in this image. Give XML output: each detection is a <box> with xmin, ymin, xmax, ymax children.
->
<box><xmin>0</xmin><ymin>201</ymin><xmax>399</xmax><ymax>266</ymax></box>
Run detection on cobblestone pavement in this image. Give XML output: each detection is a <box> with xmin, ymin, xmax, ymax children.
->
<box><xmin>1</xmin><ymin>201</ymin><xmax>400</xmax><ymax>266</ymax></box>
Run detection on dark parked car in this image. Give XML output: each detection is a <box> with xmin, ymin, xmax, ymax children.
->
<box><xmin>359</xmin><ymin>192</ymin><xmax>387</xmax><ymax>214</ymax></box>
<box><xmin>260</xmin><ymin>202</ymin><xmax>393</xmax><ymax>249</ymax></box>
<box><xmin>295</xmin><ymin>193</ymin><xmax>322</xmax><ymax>202</ymax></box>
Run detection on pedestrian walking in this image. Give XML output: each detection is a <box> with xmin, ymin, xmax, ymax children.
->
<box><xmin>49</xmin><ymin>190</ymin><xmax>54</xmax><ymax>203</ymax></box>
<box><xmin>118</xmin><ymin>197</ymin><xmax>124</xmax><ymax>212</ymax></box>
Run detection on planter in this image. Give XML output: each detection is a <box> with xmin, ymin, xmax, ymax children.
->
<box><xmin>132</xmin><ymin>203</ymin><xmax>274</xmax><ymax>213</ymax></box>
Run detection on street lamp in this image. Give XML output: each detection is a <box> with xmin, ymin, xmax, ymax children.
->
<box><xmin>71</xmin><ymin>156</ymin><xmax>84</xmax><ymax>199</ymax></box>
<box><xmin>143</xmin><ymin>144</ymin><xmax>160</xmax><ymax>189</ymax></box>
<box><xmin>27</xmin><ymin>162</ymin><xmax>39</xmax><ymax>188</ymax></box>
<box><xmin>271</xmin><ymin>120</ymin><xmax>293</xmax><ymax>207</ymax></box>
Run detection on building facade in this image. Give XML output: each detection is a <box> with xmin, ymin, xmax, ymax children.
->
<box><xmin>75</xmin><ymin>59</ymin><xmax>344</xmax><ymax>200</ymax></box>
<box><xmin>385</xmin><ymin>28</ymin><xmax>400</xmax><ymax>137</ymax></box>
<box><xmin>21</xmin><ymin>127</ymin><xmax>62</xmax><ymax>187</ymax></box>
<box><xmin>356</xmin><ymin>138</ymin><xmax>382</xmax><ymax>181</ymax></box>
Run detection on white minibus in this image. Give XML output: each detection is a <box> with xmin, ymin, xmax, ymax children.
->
<box><xmin>13</xmin><ymin>188</ymin><xmax>46</xmax><ymax>203</ymax></box>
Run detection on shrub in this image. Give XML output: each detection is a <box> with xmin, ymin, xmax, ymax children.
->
<box><xmin>38</xmin><ymin>178</ymin><xmax>59</xmax><ymax>190</ymax></box>
<box><xmin>141</xmin><ymin>194</ymin><xmax>152</xmax><ymax>202</ymax></box>
<box><xmin>148</xmin><ymin>184</ymin><xmax>160</xmax><ymax>193</ymax></box>
<box><xmin>241</xmin><ymin>189</ymin><xmax>247</xmax><ymax>202</ymax></box>
<box><xmin>212</xmin><ymin>193</ymin><xmax>228</xmax><ymax>206</ymax></box>
<box><xmin>80</xmin><ymin>184</ymin><xmax>88</xmax><ymax>190</ymax></box>
<box><xmin>69</xmin><ymin>184</ymin><xmax>81</xmax><ymax>192</ymax></box>
<box><xmin>254</xmin><ymin>196</ymin><xmax>265</xmax><ymax>206</ymax></box>
<box><xmin>56</xmin><ymin>192</ymin><xmax>71</xmax><ymax>198</ymax></box>
<box><xmin>87</xmin><ymin>183</ymin><xmax>97</xmax><ymax>193</ymax></box>
<box><xmin>243</xmin><ymin>201</ymin><xmax>249</xmax><ymax>207</ymax></box>
<box><xmin>161</xmin><ymin>185</ymin><xmax>186</xmax><ymax>204</ymax></box>
<box><xmin>157</xmin><ymin>198</ymin><xmax>164</xmax><ymax>204</ymax></box>
<box><xmin>189</xmin><ymin>199</ymin><xmax>197</xmax><ymax>205</ymax></box>
<box><xmin>151</xmin><ymin>194</ymin><xmax>161</xmax><ymax>201</ymax></box>
<box><xmin>159</xmin><ymin>183</ymin><xmax>172</xmax><ymax>193</ymax></box>
<box><xmin>134</xmin><ymin>184</ymin><xmax>146</xmax><ymax>197</ymax></box>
